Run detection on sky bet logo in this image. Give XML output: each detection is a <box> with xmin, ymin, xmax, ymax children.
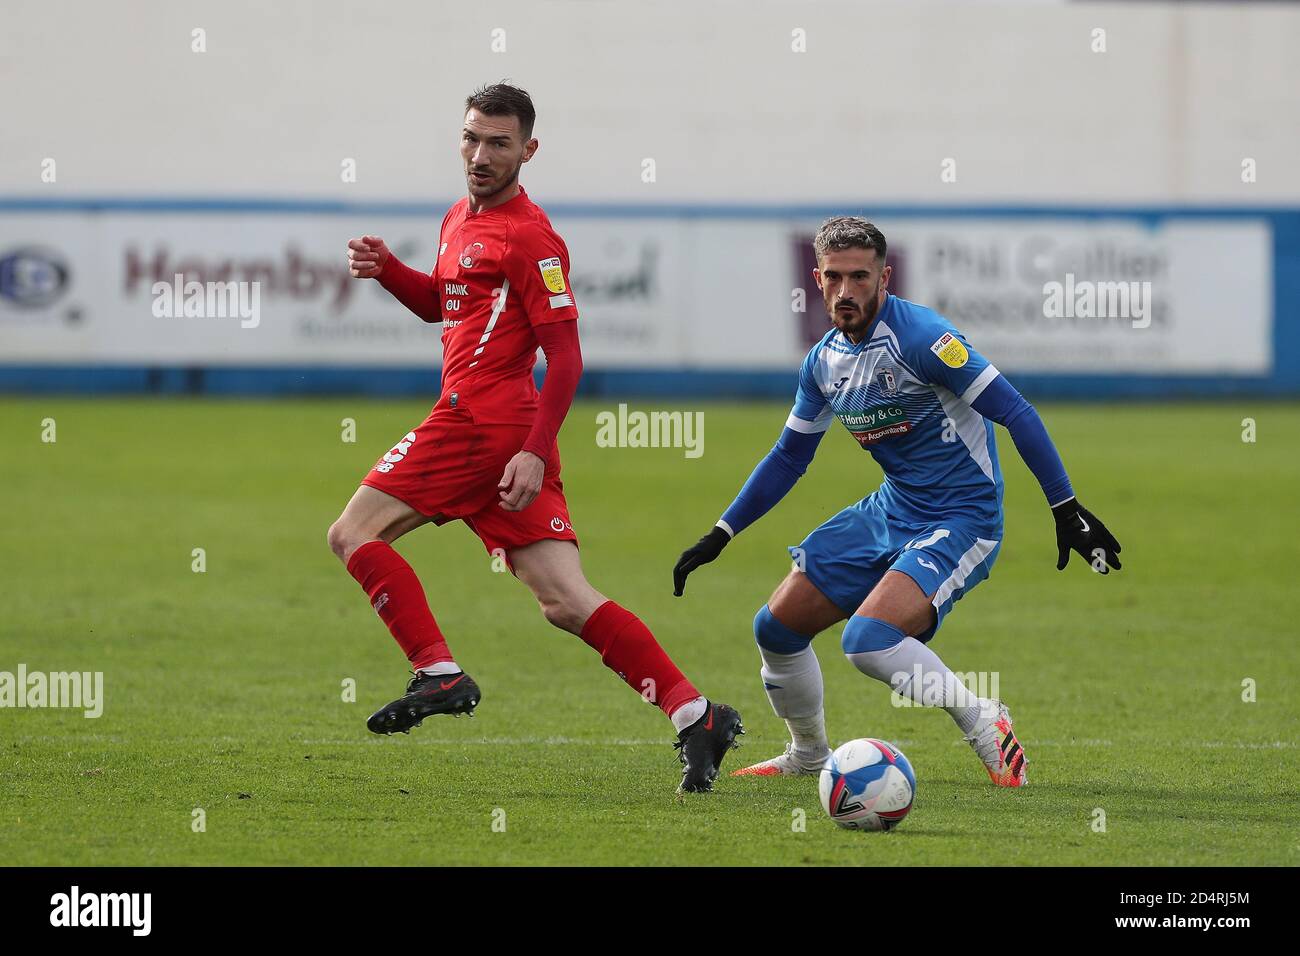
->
<box><xmin>49</xmin><ymin>886</ymin><xmax>152</xmax><ymax>936</ymax></box>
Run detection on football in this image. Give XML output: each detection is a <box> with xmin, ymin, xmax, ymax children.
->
<box><xmin>818</xmin><ymin>738</ymin><xmax>917</xmax><ymax>831</ymax></box>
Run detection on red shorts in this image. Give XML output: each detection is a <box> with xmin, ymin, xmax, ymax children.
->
<box><xmin>360</xmin><ymin>406</ymin><xmax>577</xmax><ymax>557</ymax></box>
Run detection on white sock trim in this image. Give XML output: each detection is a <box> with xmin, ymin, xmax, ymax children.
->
<box><xmin>670</xmin><ymin>696</ymin><xmax>708</xmax><ymax>732</ymax></box>
<box><xmin>416</xmin><ymin>661</ymin><xmax>461</xmax><ymax>676</ymax></box>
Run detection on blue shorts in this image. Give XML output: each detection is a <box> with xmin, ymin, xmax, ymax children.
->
<box><xmin>788</xmin><ymin>493</ymin><xmax>1001</xmax><ymax>642</ymax></box>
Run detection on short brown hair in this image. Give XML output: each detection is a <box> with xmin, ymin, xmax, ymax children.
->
<box><xmin>813</xmin><ymin>216</ymin><xmax>887</xmax><ymax>264</ymax></box>
<box><xmin>465</xmin><ymin>83</ymin><xmax>536</xmax><ymax>139</ymax></box>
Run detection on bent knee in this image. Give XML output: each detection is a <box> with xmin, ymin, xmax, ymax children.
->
<box><xmin>327</xmin><ymin>519</ymin><xmax>365</xmax><ymax>564</ymax></box>
<box><xmin>767</xmin><ymin>570</ymin><xmax>844</xmax><ymax>637</ymax></box>
<box><xmin>753</xmin><ymin>604</ymin><xmax>812</xmax><ymax>654</ymax></box>
<box><xmin>841</xmin><ymin>616</ymin><xmax>907</xmax><ymax>656</ymax></box>
<box><xmin>538</xmin><ymin>598</ymin><xmax>585</xmax><ymax>634</ymax></box>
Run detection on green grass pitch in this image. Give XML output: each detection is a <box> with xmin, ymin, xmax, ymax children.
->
<box><xmin>1</xmin><ymin>396</ymin><xmax>1297</xmax><ymax>866</ymax></box>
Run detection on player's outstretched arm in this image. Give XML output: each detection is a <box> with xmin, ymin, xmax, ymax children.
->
<box><xmin>672</xmin><ymin>424</ymin><xmax>824</xmax><ymax>596</ymax></box>
<box><xmin>346</xmin><ymin>235</ymin><xmax>439</xmax><ymax>322</ymax></box>
<box><xmin>969</xmin><ymin>375</ymin><xmax>1122</xmax><ymax>573</ymax></box>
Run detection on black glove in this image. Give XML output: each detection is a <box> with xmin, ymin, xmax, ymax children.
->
<box><xmin>1052</xmin><ymin>498</ymin><xmax>1121</xmax><ymax>573</ymax></box>
<box><xmin>673</xmin><ymin>526</ymin><xmax>731</xmax><ymax>596</ymax></box>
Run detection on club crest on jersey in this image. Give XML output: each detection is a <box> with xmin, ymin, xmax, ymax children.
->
<box><xmin>537</xmin><ymin>257</ymin><xmax>566</xmax><ymax>294</ymax></box>
<box><xmin>930</xmin><ymin>332</ymin><xmax>969</xmax><ymax>369</ymax></box>
<box><xmin>876</xmin><ymin>366</ymin><xmax>898</xmax><ymax>396</ymax></box>
<box><xmin>459</xmin><ymin>242</ymin><xmax>485</xmax><ymax>269</ymax></box>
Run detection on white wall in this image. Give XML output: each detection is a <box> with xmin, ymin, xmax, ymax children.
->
<box><xmin>2</xmin><ymin>0</ymin><xmax>1298</xmax><ymax>204</ymax></box>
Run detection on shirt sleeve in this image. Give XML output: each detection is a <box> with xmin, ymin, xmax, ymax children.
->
<box><xmin>521</xmin><ymin>319</ymin><xmax>582</xmax><ymax>463</ymax></box>
<box><xmin>718</xmin><ymin>425</ymin><xmax>824</xmax><ymax>538</ymax></box>
<box><xmin>786</xmin><ymin>345</ymin><xmax>835</xmax><ymax>435</ymax></box>
<box><xmin>376</xmin><ymin>254</ymin><xmax>439</xmax><ymax>322</ymax></box>
<box><xmin>503</xmin><ymin>223</ymin><xmax>580</xmax><ymax>328</ymax></box>
<box><xmin>717</xmin><ymin>350</ymin><xmax>830</xmax><ymax>537</ymax></box>
<box><xmin>969</xmin><ymin>374</ymin><xmax>1075</xmax><ymax>506</ymax></box>
<box><xmin>912</xmin><ymin>324</ymin><xmax>1001</xmax><ymax>405</ymax></box>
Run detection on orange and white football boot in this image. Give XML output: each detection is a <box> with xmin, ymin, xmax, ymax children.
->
<box><xmin>731</xmin><ymin>742</ymin><xmax>829</xmax><ymax>777</ymax></box>
<box><xmin>964</xmin><ymin>700</ymin><xmax>1028</xmax><ymax>787</ymax></box>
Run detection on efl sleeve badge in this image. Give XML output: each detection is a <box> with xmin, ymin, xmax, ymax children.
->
<box><xmin>930</xmin><ymin>332</ymin><xmax>969</xmax><ymax>369</ymax></box>
<box><xmin>537</xmin><ymin>257</ymin><xmax>566</xmax><ymax>294</ymax></box>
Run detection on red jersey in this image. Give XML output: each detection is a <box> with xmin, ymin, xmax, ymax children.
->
<box><xmin>431</xmin><ymin>185</ymin><xmax>579</xmax><ymax>426</ymax></box>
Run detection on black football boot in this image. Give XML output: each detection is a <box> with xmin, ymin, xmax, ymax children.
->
<box><xmin>674</xmin><ymin>701</ymin><xmax>744</xmax><ymax>792</ymax></box>
<box><xmin>366</xmin><ymin>671</ymin><xmax>481</xmax><ymax>735</ymax></box>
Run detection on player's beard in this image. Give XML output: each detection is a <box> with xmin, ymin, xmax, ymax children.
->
<box><xmin>467</xmin><ymin>158</ymin><xmax>524</xmax><ymax>202</ymax></box>
<box><xmin>830</xmin><ymin>281</ymin><xmax>883</xmax><ymax>341</ymax></box>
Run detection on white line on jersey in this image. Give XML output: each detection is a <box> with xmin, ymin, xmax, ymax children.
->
<box><xmin>468</xmin><ymin>278</ymin><xmax>510</xmax><ymax>368</ymax></box>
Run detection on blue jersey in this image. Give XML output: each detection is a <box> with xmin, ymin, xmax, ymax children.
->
<box><xmin>717</xmin><ymin>291</ymin><xmax>1075</xmax><ymax>627</ymax></box>
<box><xmin>787</xmin><ymin>294</ymin><xmax>1004</xmax><ymax>531</ymax></box>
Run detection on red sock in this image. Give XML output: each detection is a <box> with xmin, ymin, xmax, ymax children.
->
<box><xmin>346</xmin><ymin>541</ymin><xmax>453</xmax><ymax>671</ymax></box>
<box><xmin>579</xmin><ymin>600</ymin><xmax>700</xmax><ymax>718</ymax></box>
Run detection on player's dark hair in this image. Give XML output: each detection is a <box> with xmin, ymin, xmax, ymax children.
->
<box><xmin>814</xmin><ymin>217</ymin><xmax>887</xmax><ymax>264</ymax></box>
<box><xmin>464</xmin><ymin>83</ymin><xmax>536</xmax><ymax>140</ymax></box>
